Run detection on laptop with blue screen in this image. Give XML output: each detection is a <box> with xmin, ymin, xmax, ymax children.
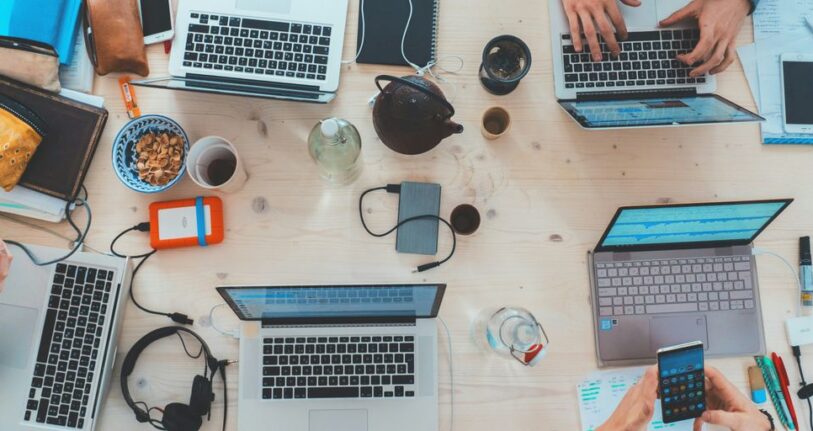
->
<box><xmin>587</xmin><ymin>200</ymin><xmax>792</xmax><ymax>367</ymax></box>
<box><xmin>217</xmin><ymin>284</ymin><xmax>445</xmax><ymax>431</ymax></box>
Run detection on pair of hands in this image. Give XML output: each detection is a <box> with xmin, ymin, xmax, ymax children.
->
<box><xmin>0</xmin><ymin>240</ymin><xmax>12</xmax><ymax>293</ymax></box>
<box><xmin>597</xmin><ymin>366</ymin><xmax>771</xmax><ymax>431</ymax></box>
<box><xmin>562</xmin><ymin>0</ymin><xmax>751</xmax><ymax>76</ymax></box>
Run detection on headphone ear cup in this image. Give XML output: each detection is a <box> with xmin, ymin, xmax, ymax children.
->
<box><xmin>189</xmin><ymin>375</ymin><xmax>213</xmax><ymax>416</ymax></box>
<box><xmin>162</xmin><ymin>403</ymin><xmax>202</xmax><ymax>431</ymax></box>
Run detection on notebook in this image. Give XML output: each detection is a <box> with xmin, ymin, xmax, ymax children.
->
<box><xmin>0</xmin><ymin>0</ymin><xmax>83</xmax><ymax>65</ymax></box>
<box><xmin>0</xmin><ymin>77</ymin><xmax>108</xmax><ymax>201</ymax></box>
<box><xmin>356</xmin><ymin>0</ymin><xmax>439</xmax><ymax>67</ymax></box>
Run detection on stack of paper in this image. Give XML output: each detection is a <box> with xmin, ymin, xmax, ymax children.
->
<box><xmin>738</xmin><ymin>4</ymin><xmax>813</xmax><ymax>144</ymax></box>
<box><xmin>578</xmin><ymin>367</ymin><xmax>690</xmax><ymax>431</ymax></box>
<box><xmin>59</xmin><ymin>27</ymin><xmax>95</xmax><ymax>93</ymax></box>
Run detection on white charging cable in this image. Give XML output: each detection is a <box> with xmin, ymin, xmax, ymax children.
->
<box><xmin>437</xmin><ymin>316</ymin><xmax>454</xmax><ymax>431</ymax></box>
<box><xmin>753</xmin><ymin>247</ymin><xmax>802</xmax><ymax>317</ymax></box>
<box><xmin>208</xmin><ymin>303</ymin><xmax>240</xmax><ymax>339</ymax></box>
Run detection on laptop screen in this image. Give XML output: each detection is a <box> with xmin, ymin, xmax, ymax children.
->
<box><xmin>217</xmin><ymin>284</ymin><xmax>445</xmax><ymax>321</ymax></box>
<box><xmin>596</xmin><ymin>200</ymin><xmax>792</xmax><ymax>251</ymax></box>
<box><xmin>559</xmin><ymin>94</ymin><xmax>763</xmax><ymax>128</ymax></box>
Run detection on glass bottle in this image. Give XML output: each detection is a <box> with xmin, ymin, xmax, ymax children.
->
<box><xmin>307</xmin><ymin>117</ymin><xmax>362</xmax><ymax>185</ymax></box>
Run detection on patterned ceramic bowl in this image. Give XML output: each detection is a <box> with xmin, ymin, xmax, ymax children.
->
<box><xmin>112</xmin><ymin>115</ymin><xmax>189</xmax><ymax>193</ymax></box>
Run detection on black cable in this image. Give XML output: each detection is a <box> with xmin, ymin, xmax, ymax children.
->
<box><xmin>793</xmin><ymin>346</ymin><xmax>813</xmax><ymax>431</ymax></box>
<box><xmin>110</xmin><ymin>224</ymin><xmax>193</xmax><ymax>325</ymax></box>
<box><xmin>358</xmin><ymin>185</ymin><xmax>456</xmax><ymax>272</ymax></box>
<box><xmin>218</xmin><ymin>360</ymin><xmax>229</xmax><ymax>431</ymax></box>
<box><xmin>5</xmin><ymin>196</ymin><xmax>92</xmax><ymax>266</ymax></box>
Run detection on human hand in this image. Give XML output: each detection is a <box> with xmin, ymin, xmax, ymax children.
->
<box><xmin>693</xmin><ymin>367</ymin><xmax>772</xmax><ymax>431</ymax></box>
<box><xmin>597</xmin><ymin>366</ymin><xmax>659</xmax><ymax>431</ymax></box>
<box><xmin>0</xmin><ymin>240</ymin><xmax>12</xmax><ymax>293</ymax></box>
<box><xmin>561</xmin><ymin>0</ymin><xmax>641</xmax><ymax>62</ymax></box>
<box><xmin>659</xmin><ymin>0</ymin><xmax>750</xmax><ymax>76</ymax></box>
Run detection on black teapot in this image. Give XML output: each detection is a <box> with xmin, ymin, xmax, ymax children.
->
<box><xmin>372</xmin><ymin>75</ymin><xmax>464</xmax><ymax>155</ymax></box>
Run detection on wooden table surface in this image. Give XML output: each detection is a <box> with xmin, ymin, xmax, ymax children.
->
<box><xmin>3</xmin><ymin>0</ymin><xmax>812</xmax><ymax>429</ymax></box>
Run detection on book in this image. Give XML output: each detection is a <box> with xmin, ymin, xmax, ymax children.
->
<box><xmin>0</xmin><ymin>0</ymin><xmax>83</xmax><ymax>65</ymax></box>
<box><xmin>0</xmin><ymin>77</ymin><xmax>108</xmax><ymax>202</ymax></box>
<box><xmin>356</xmin><ymin>0</ymin><xmax>439</xmax><ymax>67</ymax></box>
<box><xmin>59</xmin><ymin>26</ymin><xmax>95</xmax><ymax>93</ymax></box>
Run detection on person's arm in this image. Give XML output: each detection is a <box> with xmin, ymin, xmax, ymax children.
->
<box><xmin>693</xmin><ymin>367</ymin><xmax>772</xmax><ymax>431</ymax></box>
<box><xmin>597</xmin><ymin>366</ymin><xmax>659</xmax><ymax>431</ymax></box>
<box><xmin>560</xmin><ymin>0</ymin><xmax>640</xmax><ymax>62</ymax></box>
<box><xmin>0</xmin><ymin>240</ymin><xmax>12</xmax><ymax>292</ymax></box>
<box><xmin>660</xmin><ymin>0</ymin><xmax>752</xmax><ymax>76</ymax></box>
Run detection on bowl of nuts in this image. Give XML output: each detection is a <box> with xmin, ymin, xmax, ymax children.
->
<box><xmin>112</xmin><ymin>115</ymin><xmax>189</xmax><ymax>193</ymax></box>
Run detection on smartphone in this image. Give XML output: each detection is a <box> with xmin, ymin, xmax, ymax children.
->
<box><xmin>138</xmin><ymin>0</ymin><xmax>174</xmax><ymax>45</ymax></box>
<box><xmin>780</xmin><ymin>53</ymin><xmax>813</xmax><ymax>134</ymax></box>
<box><xmin>657</xmin><ymin>341</ymin><xmax>706</xmax><ymax>424</ymax></box>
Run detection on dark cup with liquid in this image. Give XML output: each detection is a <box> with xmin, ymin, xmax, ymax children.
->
<box><xmin>451</xmin><ymin>204</ymin><xmax>481</xmax><ymax>235</ymax></box>
<box><xmin>187</xmin><ymin>136</ymin><xmax>248</xmax><ymax>192</ymax></box>
<box><xmin>479</xmin><ymin>35</ymin><xmax>532</xmax><ymax>95</ymax></box>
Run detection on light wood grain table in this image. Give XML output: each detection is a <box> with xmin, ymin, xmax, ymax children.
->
<box><xmin>3</xmin><ymin>0</ymin><xmax>812</xmax><ymax>429</ymax></box>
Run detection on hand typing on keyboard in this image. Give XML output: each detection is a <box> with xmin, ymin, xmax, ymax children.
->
<box><xmin>659</xmin><ymin>0</ymin><xmax>752</xmax><ymax>77</ymax></box>
<box><xmin>560</xmin><ymin>0</ymin><xmax>640</xmax><ymax>61</ymax></box>
<box><xmin>0</xmin><ymin>239</ymin><xmax>11</xmax><ymax>292</ymax></box>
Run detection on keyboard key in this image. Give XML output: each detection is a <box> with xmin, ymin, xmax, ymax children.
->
<box><xmin>308</xmin><ymin>387</ymin><xmax>359</xmax><ymax>398</ymax></box>
<box><xmin>647</xmin><ymin>303</ymin><xmax>698</xmax><ymax>314</ymax></box>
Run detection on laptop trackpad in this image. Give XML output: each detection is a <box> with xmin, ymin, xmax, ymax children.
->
<box><xmin>0</xmin><ymin>304</ymin><xmax>38</xmax><ymax>369</ymax></box>
<box><xmin>236</xmin><ymin>0</ymin><xmax>292</xmax><ymax>14</ymax></box>
<box><xmin>649</xmin><ymin>315</ymin><xmax>708</xmax><ymax>352</ymax></box>
<box><xmin>309</xmin><ymin>410</ymin><xmax>368</xmax><ymax>431</ymax></box>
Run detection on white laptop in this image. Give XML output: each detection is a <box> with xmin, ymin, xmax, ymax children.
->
<box><xmin>0</xmin><ymin>244</ymin><xmax>132</xmax><ymax>430</ymax></box>
<box><xmin>217</xmin><ymin>284</ymin><xmax>445</xmax><ymax>431</ymax></box>
<box><xmin>133</xmin><ymin>0</ymin><xmax>349</xmax><ymax>103</ymax></box>
<box><xmin>547</xmin><ymin>0</ymin><xmax>763</xmax><ymax>129</ymax></box>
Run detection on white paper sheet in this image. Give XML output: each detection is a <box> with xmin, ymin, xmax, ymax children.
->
<box><xmin>753</xmin><ymin>0</ymin><xmax>813</xmax><ymax>41</ymax></box>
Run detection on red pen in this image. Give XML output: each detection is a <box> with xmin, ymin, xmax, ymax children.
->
<box><xmin>772</xmin><ymin>352</ymin><xmax>800</xmax><ymax>430</ymax></box>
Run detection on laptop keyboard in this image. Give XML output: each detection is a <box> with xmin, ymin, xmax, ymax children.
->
<box><xmin>262</xmin><ymin>336</ymin><xmax>417</xmax><ymax>400</ymax></box>
<box><xmin>183</xmin><ymin>12</ymin><xmax>332</xmax><ymax>81</ymax></box>
<box><xmin>596</xmin><ymin>256</ymin><xmax>755</xmax><ymax>317</ymax></box>
<box><xmin>561</xmin><ymin>30</ymin><xmax>707</xmax><ymax>90</ymax></box>
<box><xmin>23</xmin><ymin>263</ymin><xmax>115</xmax><ymax>429</ymax></box>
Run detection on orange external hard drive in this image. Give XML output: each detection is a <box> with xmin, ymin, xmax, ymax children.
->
<box><xmin>149</xmin><ymin>197</ymin><xmax>224</xmax><ymax>249</ymax></box>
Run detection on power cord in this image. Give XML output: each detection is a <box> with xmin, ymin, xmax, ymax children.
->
<box><xmin>110</xmin><ymin>223</ymin><xmax>193</xmax><ymax>325</ymax></box>
<box><xmin>209</xmin><ymin>303</ymin><xmax>239</xmax><ymax>339</ymax></box>
<box><xmin>359</xmin><ymin>184</ymin><xmax>456</xmax><ymax>272</ymax></box>
<box><xmin>438</xmin><ymin>317</ymin><xmax>454</xmax><ymax>431</ymax></box>
<box><xmin>792</xmin><ymin>346</ymin><xmax>813</xmax><ymax>431</ymax></box>
<box><xmin>753</xmin><ymin>247</ymin><xmax>803</xmax><ymax>317</ymax></box>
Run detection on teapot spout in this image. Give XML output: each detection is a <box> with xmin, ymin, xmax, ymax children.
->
<box><xmin>444</xmin><ymin>119</ymin><xmax>465</xmax><ymax>137</ymax></box>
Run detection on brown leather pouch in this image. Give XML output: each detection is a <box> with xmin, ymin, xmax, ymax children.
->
<box><xmin>83</xmin><ymin>0</ymin><xmax>149</xmax><ymax>76</ymax></box>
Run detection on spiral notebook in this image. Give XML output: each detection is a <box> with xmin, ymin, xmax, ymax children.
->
<box><xmin>356</xmin><ymin>0</ymin><xmax>439</xmax><ymax>67</ymax></box>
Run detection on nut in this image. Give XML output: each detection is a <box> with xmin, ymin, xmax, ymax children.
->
<box><xmin>135</xmin><ymin>132</ymin><xmax>184</xmax><ymax>186</ymax></box>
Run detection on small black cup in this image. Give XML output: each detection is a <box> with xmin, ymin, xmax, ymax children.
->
<box><xmin>451</xmin><ymin>204</ymin><xmax>481</xmax><ymax>235</ymax></box>
<box><xmin>479</xmin><ymin>35</ymin><xmax>532</xmax><ymax>95</ymax></box>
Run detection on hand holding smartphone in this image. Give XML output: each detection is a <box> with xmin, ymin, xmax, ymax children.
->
<box><xmin>139</xmin><ymin>0</ymin><xmax>175</xmax><ymax>45</ymax></box>
<box><xmin>657</xmin><ymin>341</ymin><xmax>706</xmax><ymax>424</ymax></box>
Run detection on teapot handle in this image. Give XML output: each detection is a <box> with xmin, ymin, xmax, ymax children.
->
<box><xmin>375</xmin><ymin>75</ymin><xmax>455</xmax><ymax>117</ymax></box>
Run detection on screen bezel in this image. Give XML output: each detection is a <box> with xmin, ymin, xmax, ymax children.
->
<box><xmin>594</xmin><ymin>199</ymin><xmax>793</xmax><ymax>252</ymax></box>
<box><xmin>216</xmin><ymin>284</ymin><xmax>447</xmax><ymax>324</ymax></box>
<box><xmin>559</xmin><ymin>93</ymin><xmax>764</xmax><ymax>129</ymax></box>
<box><xmin>657</xmin><ymin>341</ymin><xmax>705</xmax><ymax>423</ymax></box>
<box><xmin>781</xmin><ymin>55</ymin><xmax>813</xmax><ymax>133</ymax></box>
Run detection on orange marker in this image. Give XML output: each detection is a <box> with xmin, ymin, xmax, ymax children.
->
<box><xmin>118</xmin><ymin>76</ymin><xmax>141</xmax><ymax>119</ymax></box>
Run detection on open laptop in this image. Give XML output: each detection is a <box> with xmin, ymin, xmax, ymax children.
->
<box><xmin>547</xmin><ymin>0</ymin><xmax>763</xmax><ymax>129</ymax></box>
<box><xmin>0</xmin><ymin>243</ymin><xmax>132</xmax><ymax>430</ymax></box>
<box><xmin>132</xmin><ymin>0</ymin><xmax>349</xmax><ymax>103</ymax></box>
<box><xmin>217</xmin><ymin>284</ymin><xmax>445</xmax><ymax>431</ymax></box>
<box><xmin>587</xmin><ymin>200</ymin><xmax>792</xmax><ymax>367</ymax></box>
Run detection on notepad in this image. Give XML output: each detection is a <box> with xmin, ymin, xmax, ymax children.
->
<box><xmin>356</xmin><ymin>0</ymin><xmax>439</xmax><ymax>67</ymax></box>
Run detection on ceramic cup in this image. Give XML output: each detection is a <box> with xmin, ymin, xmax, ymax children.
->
<box><xmin>451</xmin><ymin>204</ymin><xmax>481</xmax><ymax>235</ymax></box>
<box><xmin>186</xmin><ymin>136</ymin><xmax>248</xmax><ymax>193</ymax></box>
<box><xmin>481</xmin><ymin>107</ymin><xmax>512</xmax><ymax>140</ymax></box>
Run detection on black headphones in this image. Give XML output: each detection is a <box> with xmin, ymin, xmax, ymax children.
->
<box><xmin>121</xmin><ymin>327</ymin><xmax>229</xmax><ymax>431</ymax></box>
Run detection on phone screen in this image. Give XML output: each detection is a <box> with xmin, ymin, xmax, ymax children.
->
<box><xmin>140</xmin><ymin>0</ymin><xmax>172</xmax><ymax>37</ymax></box>
<box><xmin>658</xmin><ymin>342</ymin><xmax>705</xmax><ymax>423</ymax></box>
<box><xmin>783</xmin><ymin>61</ymin><xmax>813</xmax><ymax>126</ymax></box>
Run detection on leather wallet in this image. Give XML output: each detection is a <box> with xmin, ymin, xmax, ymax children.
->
<box><xmin>0</xmin><ymin>93</ymin><xmax>46</xmax><ymax>192</ymax></box>
<box><xmin>0</xmin><ymin>37</ymin><xmax>61</xmax><ymax>93</ymax></box>
<box><xmin>83</xmin><ymin>0</ymin><xmax>149</xmax><ymax>76</ymax></box>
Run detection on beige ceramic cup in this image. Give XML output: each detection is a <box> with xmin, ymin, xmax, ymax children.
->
<box><xmin>186</xmin><ymin>136</ymin><xmax>248</xmax><ymax>193</ymax></box>
<box><xmin>481</xmin><ymin>107</ymin><xmax>512</xmax><ymax>139</ymax></box>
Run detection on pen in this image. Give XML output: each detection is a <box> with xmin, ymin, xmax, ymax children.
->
<box><xmin>773</xmin><ymin>353</ymin><xmax>800</xmax><ymax>430</ymax></box>
<box><xmin>800</xmin><ymin>237</ymin><xmax>812</xmax><ymax>307</ymax></box>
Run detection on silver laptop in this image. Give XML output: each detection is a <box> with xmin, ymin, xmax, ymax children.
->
<box><xmin>133</xmin><ymin>0</ymin><xmax>349</xmax><ymax>103</ymax></box>
<box><xmin>0</xmin><ymin>244</ymin><xmax>132</xmax><ymax>430</ymax></box>
<box><xmin>547</xmin><ymin>0</ymin><xmax>763</xmax><ymax>129</ymax></box>
<box><xmin>587</xmin><ymin>200</ymin><xmax>792</xmax><ymax>367</ymax></box>
<box><xmin>217</xmin><ymin>284</ymin><xmax>445</xmax><ymax>431</ymax></box>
